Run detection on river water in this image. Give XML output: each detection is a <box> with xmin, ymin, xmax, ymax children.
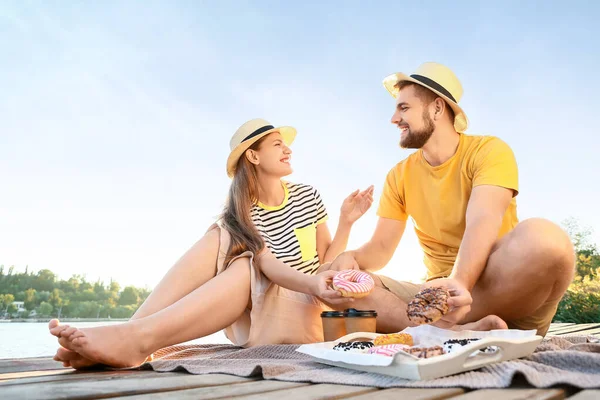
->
<box><xmin>0</xmin><ymin>321</ymin><xmax>229</xmax><ymax>359</ymax></box>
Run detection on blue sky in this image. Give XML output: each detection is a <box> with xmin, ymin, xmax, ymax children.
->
<box><xmin>1</xmin><ymin>1</ymin><xmax>599</xmax><ymax>288</ymax></box>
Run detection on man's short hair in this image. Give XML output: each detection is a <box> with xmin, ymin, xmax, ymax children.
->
<box><xmin>395</xmin><ymin>81</ymin><xmax>455</xmax><ymax>122</ymax></box>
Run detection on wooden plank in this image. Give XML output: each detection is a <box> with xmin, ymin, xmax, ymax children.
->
<box><xmin>110</xmin><ymin>380</ymin><xmax>310</xmax><ymax>399</ymax></box>
<box><xmin>0</xmin><ymin>357</ymin><xmax>67</xmax><ymax>373</ymax></box>
<box><xmin>451</xmin><ymin>388</ymin><xmax>565</xmax><ymax>399</ymax></box>
<box><xmin>0</xmin><ymin>369</ymin><xmax>156</xmax><ymax>386</ymax></box>
<box><xmin>0</xmin><ymin>369</ymin><xmax>73</xmax><ymax>381</ymax></box>
<box><xmin>346</xmin><ymin>387</ymin><xmax>465</xmax><ymax>399</ymax></box>
<box><xmin>550</xmin><ymin>323</ymin><xmax>598</xmax><ymax>329</ymax></box>
<box><xmin>552</xmin><ymin>323</ymin><xmax>600</xmax><ymax>333</ymax></box>
<box><xmin>546</xmin><ymin>324</ymin><xmax>600</xmax><ymax>335</ymax></box>
<box><xmin>547</xmin><ymin>327</ymin><xmax>590</xmax><ymax>335</ymax></box>
<box><xmin>560</xmin><ymin>328</ymin><xmax>600</xmax><ymax>336</ymax></box>
<box><xmin>547</xmin><ymin>324</ymin><xmax>576</xmax><ymax>334</ymax></box>
<box><xmin>235</xmin><ymin>383</ymin><xmax>377</xmax><ymax>399</ymax></box>
<box><xmin>0</xmin><ymin>372</ymin><xmax>253</xmax><ymax>400</ymax></box>
<box><xmin>548</xmin><ymin>323</ymin><xmax>576</xmax><ymax>329</ymax></box>
<box><xmin>568</xmin><ymin>390</ymin><xmax>600</xmax><ymax>399</ymax></box>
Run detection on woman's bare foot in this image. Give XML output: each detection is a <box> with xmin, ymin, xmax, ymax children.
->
<box><xmin>53</xmin><ymin>347</ymin><xmax>100</xmax><ymax>369</ymax></box>
<box><xmin>49</xmin><ymin>319</ymin><xmax>70</xmax><ymax>339</ymax></box>
<box><xmin>49</xmin><ymin>319</ymin><xmax>99</xmax><ymax>369</ymax></box>
<box><xmin>50</xmin><ymin>319</ymin><xmax>152</xmax><ymax>368</ymax></box>
<box><xmin>452</xmin><ymin>315</ymin><xmax>508</xmax><ymax>331</ymax></box>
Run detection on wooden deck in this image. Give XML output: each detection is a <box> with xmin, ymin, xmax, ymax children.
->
<box><xmin>1</xmin><ymin>323</ymin><xmax>598</xmax><ymax>400</ymax></box>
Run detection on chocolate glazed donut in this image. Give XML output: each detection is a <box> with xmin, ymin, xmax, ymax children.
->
<box><xmin>406</xmin><ymin>287</ymin><xmax>450</xmax><ymax>325</ymax></box>
<box><xmin>406</xmin><ymin>345</ymin><xmax>445</xmax><ymax>358</ymax></box>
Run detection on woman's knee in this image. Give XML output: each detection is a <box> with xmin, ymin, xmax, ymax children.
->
<box><xmin>179</xmin><ymin>227</ymin><xmax>221</xmax><ymax>275</ymax></box>
<box><xmin>226</xmin><ymin>257</ymin><xmax>252</xmax><ymax>280</ymax></box>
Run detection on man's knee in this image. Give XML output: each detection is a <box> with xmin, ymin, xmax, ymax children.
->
<box><xmin>515</xmin><ymin>218</ymin><xmax>575</xmax><ymax>274</ymax></box>
<box><xmin>513</xmin><ymin>219</ymin><xmax>576</xmax><ymax>303</ymax></box>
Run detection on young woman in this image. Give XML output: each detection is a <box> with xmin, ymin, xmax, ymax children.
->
<box><xmin>49</xmin><ymin>118</ymin><xmax>374</xmax><ymax>368</ymax></box>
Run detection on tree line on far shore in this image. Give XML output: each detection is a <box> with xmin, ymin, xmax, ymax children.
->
<box><xmin>554</xmin><ymin>218</ymin><xmax>600</xmax><ymax>323</ymax></box>
<box><xmin>0</xmin><ymin>267</ymin><xmax>150</xmax><ymax>319</ymax></box>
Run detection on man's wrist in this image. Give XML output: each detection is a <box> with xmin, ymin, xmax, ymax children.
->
<box><xmin>450</xmin><ymin>270</ymin><xmax>474</xmax><ymax>291</ymax></box>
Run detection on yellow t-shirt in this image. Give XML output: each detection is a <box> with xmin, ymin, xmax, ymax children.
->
<box><xmin>377</xmin><ymin>133</ymin><xmax>519</xmax><ymax>280</ymax></box>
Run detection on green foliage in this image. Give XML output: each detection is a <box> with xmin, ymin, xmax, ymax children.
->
<box><xmin>118</xmin><ymin>286</ymin><xmax>140</xmax><ymax>306</ymax></box>
<box><xmin>0</xmin><ymin>265</ymin><xmax>151</xmax><ymax>319</ymax></box>
<box><xmin>111</xmin><ymin>305</ymin><xmax>137</xmax><ymax>319</ymax></box>
<box><xmin>24</xmin><ymin>288</ymin><xmax>37</xmax><ymax>311</ymax></box>
<box><xmin>38</xmin><ymin>301</ymin><xmax>53</xmax><ymax>316</ymax></box>
<box><xmin>554</xmin><ymin>219</ymin><xmax>600</xmax><ymax>323</ymax></box>
<box><xmin>0</xmin><ymin>293</ymin><xmax>15</xmax><ymax>315</ymax></box>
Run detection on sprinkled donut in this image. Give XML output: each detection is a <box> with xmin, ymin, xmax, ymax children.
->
<box><xmin>406</xmin><ymin>287</ymin><xmax>450</xmax><ymax>325</ymax></box>
<box><xmin>367</xmin><ymin>344</ymin><xmax>410</xmax><ymax>357</ymax></box>
<box><xmin>332</xmin><ymin>270</ymin><xmax>375</xmax><ymax>298</ymax></box>
<box><xmin>332</xmin><ymin>341</ymin><xmax>374</xmax><ymax>353</ymax></box>
<box><xmin>443</xmin><ymin>338</ymin><xmax>497</xmax><ymax>354</ymax></box>
<box><xmin>373</xmin><ymin>333</ymin><xmax>413</xmax><ymax>346</ymax></box>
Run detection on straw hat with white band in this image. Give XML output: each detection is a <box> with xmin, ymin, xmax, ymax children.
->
<box><xmin>382</xmin><ymin>62</ymin><xmax>469</xmax><ymax>132</ymax></box>
<box><xmin>226</xmin><ymin>118</ymin><xmax>297</xmax><ymax>178</ymax></box>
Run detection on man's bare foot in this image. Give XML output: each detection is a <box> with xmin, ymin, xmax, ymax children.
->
<box><xmin>53</xmin><ymin>321</ymin><xmax>152</xmax><ymax>369</ymax></box>
<box><xmin>452</xmin><ymin>315</ymin><xmax>508</xmax><ymax>331</ymax></box>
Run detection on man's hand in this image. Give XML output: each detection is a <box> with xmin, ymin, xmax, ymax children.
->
<box><xmin>424</xmin><ymin>278</ymin><xmax>473</xmax><ymax>329</ymax></box>
<box><xmin>309</xmin><ymin>270</ymin><xmax>352</xmax><ymax>304</ymax></box>
<box><xmin>318</xmin><ymin>251</ymin><xmax>360</xmax><ymax>273</ymax></box>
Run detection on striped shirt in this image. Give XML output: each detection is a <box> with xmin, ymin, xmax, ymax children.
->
<box><xmin>251</xmin><ymin>181</ymin><xmax>328</xmax><ymax>275</ymax></box>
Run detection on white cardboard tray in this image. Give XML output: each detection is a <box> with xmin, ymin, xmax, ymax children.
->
<box><xmin>296</xmin><ymin>325</ymin><xmax>543</xmax><ymax>380</ymax></box>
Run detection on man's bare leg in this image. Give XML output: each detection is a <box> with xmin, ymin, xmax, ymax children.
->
<box><xmin>49</xmin><ymin>227</ymin><xmax>222</xmax><ymax>367</ymax></box>
<box><xmin>50</xmin><ymin>256</ymin><xmax>252</xmax><ymax>368</ymax></box>
<box><xmin>453</xmin><ymin>316</ymin><xmax>508</xmax><ymax>331</ymax></box>
<box><xmin>358</xmin><ymin>218</ymin><xmax>574</xmax><ymax>335</ymax></box>
<box><xmin>348</xmin><ymin>285</ymin><xmax>414</xmax><ymax>333</ymax></box>
<box><xmin>464</xmin><ymin>218</ymin><xmax>575</xmax><ymax>335</ymax></box>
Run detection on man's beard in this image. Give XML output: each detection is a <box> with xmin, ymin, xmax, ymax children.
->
<box><xmin>399</xmin><ymin>109</ymin><xmax>435</xmax><ymax>149</ymax></box>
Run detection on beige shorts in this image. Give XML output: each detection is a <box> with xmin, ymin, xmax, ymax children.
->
<box><xmin>215</xmin><ymin>223</ymin><xmax>327</xmax><ymax>347</ymax></box>
<box><xmin>377</xmin><ymin>275</ymin><xmax>559</xmax><ymax>336</ymax></box>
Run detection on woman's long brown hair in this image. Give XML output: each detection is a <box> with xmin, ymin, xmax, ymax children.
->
<box><xmin>219</xmin><ymin>137</ymin><xmax>267</xmax><ymax>265</ymax></box>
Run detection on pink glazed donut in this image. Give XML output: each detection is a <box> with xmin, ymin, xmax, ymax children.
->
<box><xmin>332</xmin><ymin>270</ymin><xmax>375</xmax><ymax>298</ymax></box>
<box><xmin>368</xmin><ymin>344</ymin><xmax>410</xmax><ymax>357</ymax></box>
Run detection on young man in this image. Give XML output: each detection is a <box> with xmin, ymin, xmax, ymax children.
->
<box><xmin>322</xmin><ymin>62</ymin><xmax>575</xmax><ymax>336</ymax></box>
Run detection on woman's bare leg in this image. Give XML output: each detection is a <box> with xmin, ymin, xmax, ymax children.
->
<box><xmin>52</xmin><ymin>256</ymin><xmax>252</xmax><ymax>368</ymax></box>
<box><xmin>50</xmin><ymin>226</ymin><xmax>223</xmax><ymax>367</ymax></box>
<box><xmin>133</xmin><ymin>226</ymin><xmax>222</xmax><ymax>319</ymax></box>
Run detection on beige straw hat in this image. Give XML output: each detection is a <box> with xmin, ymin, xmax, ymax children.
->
<box><xmin>226</xmin><ymin>118</ymin><xmax>296</xmax><ymax>178</ymax></box>
<box><xmin>382</xmin><ymin>62</ymin><xmax>469</xmax><ymax>132</ymax></box>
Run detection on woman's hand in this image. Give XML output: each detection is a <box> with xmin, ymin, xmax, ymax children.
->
<box><xmin>340</xmin><ymin>186</ymin><xmax>374</xmax><ymax>225</ymax></box>
<box><xmin>309</xmin><ymin>270</ymin><xmax>352</xmax><ymax>304</ymax></box>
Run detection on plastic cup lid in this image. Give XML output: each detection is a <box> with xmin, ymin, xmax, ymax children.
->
<box><xmin>320</xmin><ymin>311</ymin><xmax>345</xmax><ymax>317</ymax></box>
<box><xmin>343</xmin><ymin>308</ymin><xmax>378</xmax><ymax>317</ymax></box>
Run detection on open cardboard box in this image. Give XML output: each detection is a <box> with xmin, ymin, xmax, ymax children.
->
<box><xmin>296</xmin><ymin>325</ymin><xmax>543</xmax><ymax>380</ymax></box>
